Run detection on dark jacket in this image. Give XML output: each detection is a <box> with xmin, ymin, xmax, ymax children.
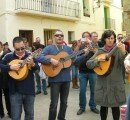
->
<box><xmin>1</xmin><ymin>51</ymin><xmax>39</xmax><ymax>95</ymax></box>
<box><xmin>0</xmin><ymin>63</ymin><xmax>10</xmax><ymax>89</ymax></box>
<box><xmin>0</xmin><ymin>51</ymin><xmax>10</xmax><ymax>89</ymax></box>
<box><xmin>74</xmin><ymin>45</ymin><xmax>95</xmax><ymax>73</ymax></box>
<box><xmin>32</xmin><ymin>42</ymin><xmax>45</xmax><ymax>51</ymax></box>
<box><xmin>78</xmin><ymin>51</ymin><xmax>94</xmax><ymax>73</ymax></box>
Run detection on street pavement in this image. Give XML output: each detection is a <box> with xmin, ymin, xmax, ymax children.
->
<box><xmin>1</xmin><ymin>81</ymin><xmax>130</xmax><ymax>120</ymax></box>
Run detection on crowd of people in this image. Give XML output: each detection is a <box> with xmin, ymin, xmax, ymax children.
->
<box><xmin>0</xmin><ymin>29</ymin><xmax>130</xmax><ymax>120</ymax></box>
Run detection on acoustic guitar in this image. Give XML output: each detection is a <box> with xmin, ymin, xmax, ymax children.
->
<box><xmin>41</xmin><ymin>49</ymin><xmax>86</xmax><ymax>77</ymax></box>
<box><xmin>8</xmin><ymin>48</ymin><xmax>42</xmax><ymax>81</ymax></box>
<box><xmin>93</xmin><ymin>35</ymin><xmax>130</xmax><ymax>76</ymax></box>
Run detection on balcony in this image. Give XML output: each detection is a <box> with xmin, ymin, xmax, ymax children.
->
<box><xmin>102</xmin><ymin>0</ymin><xmax>112</xmax><ymax>4</ymax></box>
<box><xmin>15</xmin><ymin>0</ymin><xmax>81</xmax><ymax>21</ymax></box>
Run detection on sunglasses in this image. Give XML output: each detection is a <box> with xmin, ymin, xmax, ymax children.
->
<box><xmin>54</xmin><ymin>34</ymin><xmax>64</xmax><ymax>37</ymax></box>
<box><xmin>118</xmin><ymin>37</ymin><xmax>123</xmax><ymax>40</ymax></box>
<box><xmin>15</xmin><ymin>47</ymin><xmax>25</xmax><ymax>51</ymax></box>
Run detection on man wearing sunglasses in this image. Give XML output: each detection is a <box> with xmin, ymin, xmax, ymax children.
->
<box><xmin>117</xmin><ymin>34</ymin><xmax>123</xmax><ymax>42</ymax></box>
<box><xmin>1</xmin><ymin>36</ymin><xmax>39</xmax><ymax>120</ymax></box>
<box><xmin>37</xmin><ymin>29</ymin><xmax>89</xmax><ymax>120</ymax></box>
<box><xmin>36</xmin><ymin>30</ymin><xmax>71</xmax><ymax>120</ymax></box>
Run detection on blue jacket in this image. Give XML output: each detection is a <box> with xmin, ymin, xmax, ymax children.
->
<box><xmin>1</xmin><ymin>51</ymin><xmax>39</xmax><ymax>95</ymax></box>
<box><xmin>36</xmin><ymin>45</ymin><xmax>73</xmax><ymax>83</ymax></box>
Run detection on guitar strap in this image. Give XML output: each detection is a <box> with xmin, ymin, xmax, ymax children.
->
<box><xmin>55</xmin><ymin>45</ymin><xmax>65</xmax><ymax>68</ymax></box>
<box><xmin>55</xmin><ymin>45</ymin><xmax>64</xmax><ymax>53</ymax></box>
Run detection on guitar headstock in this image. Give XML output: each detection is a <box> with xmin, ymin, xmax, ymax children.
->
<box><xmin>31</xmin><ymin>48</ymin><xmax>42</xmax><ymax>58</ymax></box>
<box><xmin>122</xmin><ymin>34</ymin><xmax>130</xmax><ymax>43</ymax></box>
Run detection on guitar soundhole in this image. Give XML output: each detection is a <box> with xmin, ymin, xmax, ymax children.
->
<box><xmin>60</xmin><ymin>58</ymin><xmax>65</xmax><ymax>62</ymax></box>
<box><xmin>52</xmin><ymin>66</ymin><xmax>55</xmax><ymax>70</ymax></box>
<box><xmin>99</xmin><ymin>67</ymin><xmax>102</xmax><ymax>70</ymax></box>
<box><xmin>52</xmin><ymin>65</ymin><xmax>57</xmax><ymax>70</ymax></box>
<box><xmin>15</xmin><ymin>71</ymin><xmax>19</xmax><ymax>75</ymax></box>
<box><xmin>106</xmin><ymin>57</ymin><xmax>109</xmax><ymax>61</ymax></box>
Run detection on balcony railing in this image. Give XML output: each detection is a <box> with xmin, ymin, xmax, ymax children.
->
<box><xmin>102</xmin><ymin>0</ymin><xmax>112</xmax><ymax>4</ymax></box>
<box><xmin>15</xmin><ymin>0</ymin><xmax>81</xmax><ymax>19</ymax></box>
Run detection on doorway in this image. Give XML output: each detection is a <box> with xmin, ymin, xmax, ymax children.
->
<box><xmin>44</xmin><ymin>29</ymin><xmax>55</xmax><ymax>45</ymax></box>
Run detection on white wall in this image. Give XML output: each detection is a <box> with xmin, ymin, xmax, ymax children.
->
<box><xmin>0</xmin><ymin>0</ymin><xmax>7</xmax><ymax>43</ymax></box>
<box><xmin>110</xmin><ymin>0</ymin><xmax>123</xmax><ymax>34</ymax></box>
<box><xmin>0</xmin><ymin>0</ymin><xmax>6</xmax><ymax>13</ymax></box>
<box><xmin>0</xmin><ymin>15</ymin><xmax>7</xmax><ymax>43</ymax></box>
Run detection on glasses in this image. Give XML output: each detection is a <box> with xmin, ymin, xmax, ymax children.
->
<box><xmin>15</xmin><ymin>47</ymin><xmax>25</xmax><ymax>51</ymax></box>
<box><xmin>54</xmin><ymin>34</ymin><xmax>64</xmax><ymax>37</ymax></box>
<box><xmin>118</xmin><ymin>37</ymin><xmax>123</xmax><ymax>40</ymax></box>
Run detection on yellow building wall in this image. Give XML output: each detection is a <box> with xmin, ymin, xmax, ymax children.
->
<box><xmin>0</xmin><ymin>0</ymin><xmax>123</xmax><ymax>49</ymax></box>
<box><xmin>123</xmin><ymin>0</ymin><xmax>130</xmax><ymax>34</ymax></box>
<box><xmin>6</xmin><ymin>14</ymin><xmax>97</xmax><ymax>49</ymax></box>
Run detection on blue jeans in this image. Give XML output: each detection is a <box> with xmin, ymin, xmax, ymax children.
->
<box><xmin>71</xmin><ymin>65</ymin><xmax>78</xmax><ymax>79</ymax></box>
<box><xmin>79</xmin><ymin>72</ymin><xmax>97</xmax><ymax>110</ymax></box>
<box><xmin>126</xmin><ymin>93</ymin><xmax>130</xmax><ymax>120</ymax></box>
<box><xmin>36</xmin><ymin>79</ymin><xmax>47</xmax><ymax>92</ymax></box>
<box><xmin>10</xmin><ymin>92</ymin><xmax>35</xmax><ymax>120</ymax></box>
<box><xmin>35</xmin><ymin>70</ymin><xmax>47</xmax><ymax>92</ymax></box>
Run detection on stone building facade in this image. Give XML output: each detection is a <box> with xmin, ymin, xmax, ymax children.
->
<box><xmin>123</xmin><ymin>0</ymin><xmax>130</xmax><ymax>34</ymax></box>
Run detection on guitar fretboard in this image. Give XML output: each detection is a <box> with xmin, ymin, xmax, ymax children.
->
<box><xmin>59</xmin><ymin>49</ymin><xmax>85</xmax><ymax>62</ymax></box>
<box><xmin>20</xmin><ymin>49</ymin><xmax>42</xmax><ymax>67</ymax></box>
<box><xmin>107</xmin><ymin>35</ymin><xmax>130</xmax><ymax>59</ymax></box>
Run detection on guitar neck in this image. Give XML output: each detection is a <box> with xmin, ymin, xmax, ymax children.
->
<box><xmin>106</xmin><ymin>46</ymin><xmax>118</xmax><ymax>59</ymax></box>
<box><xmin>20</xmin><ymin>59</ymin><xmax>28</xmax><ymax>67</ymax></box>
<box><xmin>20</xmin><ymin>49</ymin><xmax>42</xmax><ymax>67</ymax></box>
<box><xmin>107</xmin><ymin>35</ymin><xmax>130</xmax><ymax>59</ymax></box>
<box><xmin>63</xmin><ymin>49</ymin><xmax>85</xmax><ymax>62</ymax></box>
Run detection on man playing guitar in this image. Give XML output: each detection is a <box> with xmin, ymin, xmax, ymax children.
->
<box><xmin>1</xmin><ymin>36</ymin><xmax>39</xmax><ymax>120</ymax></box>
<box><xmin>36</xmin><ymin>29</ymin><xmax>89</xmax><ymax>120</ymax></box>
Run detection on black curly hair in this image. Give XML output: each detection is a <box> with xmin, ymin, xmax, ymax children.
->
<box><xmin>100</xmin><ymin>30</ymin><xmax>116</xmax><ymax>46</ymax></box>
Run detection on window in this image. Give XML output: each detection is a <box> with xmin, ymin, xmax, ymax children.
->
<box><xmin>83</xmin><ymin>0</ymin><xmax>90</xmax><ymax>17</ymax></box>
<box><xmin>104</xmin><ymin>7</ymin><xmax>110</xmax><ymax>29</ymax></box>
<box><xmin>44</xmin><ymin>29</ymin><xmax>55</xmax><ymax>45</ymax></box>
<box><xmin>121</xmin><ymin>0</ymin><xmax>123</xmax><ymax>7</ymax></box>
<box><xmin>68</xmin><ymin>31</ymin><xmax>75</xmax><ymax>44</ymax></box>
